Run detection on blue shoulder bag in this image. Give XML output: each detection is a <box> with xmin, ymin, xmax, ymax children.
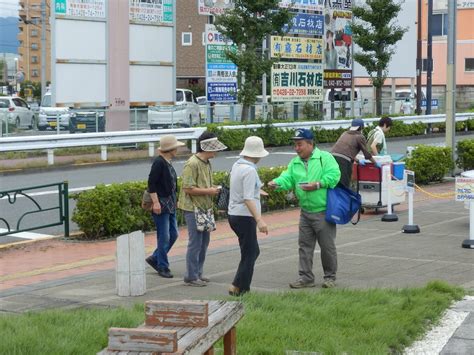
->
<box><xmin>325</xmin><ymin>184</ymin><xmax>361</xmax><ymax>225</ymax></box>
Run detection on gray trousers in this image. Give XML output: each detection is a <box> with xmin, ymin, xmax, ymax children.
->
<box><xmin>298</xmin><ymin>210</ymin><xmax>337</xmax><ymax>282</ymax></box>
<box><xmin>184</xmin><ymin>211</ymin><xmax>210</xmax><ymax>282</ymax></box>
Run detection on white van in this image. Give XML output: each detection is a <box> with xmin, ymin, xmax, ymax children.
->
<box><xmin>323</xmin><ymin>88</ymin><xmax>364</xmax><ymax>119</ymax></box>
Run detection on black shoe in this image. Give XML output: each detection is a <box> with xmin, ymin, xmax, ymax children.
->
<box><xmin>158</xmin><ymin>268</ymin><xmax>173</xmax><ymax>278</ymax></box>
<box><xmin>145</xmin><ymin>256</ymin><xmax>160</xmax><ymax>273</ymax></box>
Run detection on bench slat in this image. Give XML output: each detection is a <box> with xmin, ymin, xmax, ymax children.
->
<box><xmin>145</xmin><ymin>301</ymin><xmax>208</xmax><ymax>328</ymax></box>
<box><xmin>108</xmin><ymin>328</ymin><xmax>177</xmax><ymax>353</ymax></box>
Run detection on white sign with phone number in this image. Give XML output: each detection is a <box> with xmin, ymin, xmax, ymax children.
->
<box><xmin>455</xmin><ymin>177</ymin><xmax>474</xmax><ymax>201</ymax></box>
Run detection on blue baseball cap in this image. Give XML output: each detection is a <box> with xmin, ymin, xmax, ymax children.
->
<box><xmin>350</xmin><ymin>118</ymin><xmax>364</xmax><ymax>131</ymax></box>
<box><xmin>292</xmin><ymin>128</ymin><xmax>314</xmax><ymax>140</ymax></box>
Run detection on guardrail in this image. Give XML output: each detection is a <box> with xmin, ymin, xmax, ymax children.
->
<box><xmin>0</xmin><ymin>182</ymin><xmax>69</xmax><ymax>238</ymax></box>
<box><xmin>0</xmin><ymin>127</ymin><xmax>206</xmax><ymax>165</ymax></box>
<box><xmin>0</xmin><ymin>113</ymin><xmax>473</xmax><ymax>166</ymax></box>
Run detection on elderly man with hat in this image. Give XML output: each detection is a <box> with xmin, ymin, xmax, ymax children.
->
<box><xmin>179</xmin><ymin>131</ymin><xmax>227</xmax><ymax>287</ymax></box>
<box><xmin>331</xmin><ymin>118</ymin><xmax>380</xmax><ymax>189</ymax></box>
<box><xmin>227</xmin><ymin>136</ymin><xmax>269</xmax><ymax>296</ymax></box>
<box><xmin>268</xmin><ymin>128</ymin><xmax>341</xmax><ymax>289</ymax></box>
<box><xmin>146</xmin><ymin>135</ymin><xmax>185</xmax><ymax>279</ymax></box>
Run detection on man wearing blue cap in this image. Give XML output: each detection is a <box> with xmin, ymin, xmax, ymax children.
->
<box><xmin>268</xmin><ymin>128</ymin><xmax>341</xmax><ymax>289</ymax></box>
<box><xmin>331</xmin><ymin>118</ymin><xmax>380</xmax><ymax>189</ymax></box>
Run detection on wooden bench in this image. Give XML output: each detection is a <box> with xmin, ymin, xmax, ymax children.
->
<box><xmin>98</xmin><ymin>300</ymin><xmax>244</xmax><ymax>355</ymax></box>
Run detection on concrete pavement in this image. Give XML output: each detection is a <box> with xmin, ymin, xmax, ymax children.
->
<box><xmin>0</xmin><ymin>181</ymin><xmax>473</xmax><ymax>353</ymax></box>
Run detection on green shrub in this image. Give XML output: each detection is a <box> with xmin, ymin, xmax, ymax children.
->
<box><xmin>405</xmin><ymin>145</ymin><xmax>454</xmax><ymax>185</ymax></box>
<box><xmin>456</xmin><ymin>139</ymin><xmax>474</xmax><ymax>171</ymax></box>
<box><xmin>71</xmin><ymin>166</ymin><xmax>290</xmax><ymax>239</ymax></box>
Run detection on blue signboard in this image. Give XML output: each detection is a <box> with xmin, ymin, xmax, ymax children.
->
<box><xmin>421</xmin><ymin>99</ymin><xmax>439</xmax><ymax>108</ymax></box>
<box><xmin>283</xmin><ymin>13</ymin><xmax>324</xmax><ymax>36</ymax></box>
<box><xmin>207</xmin><ymin>82</ymin><xmax>238</xmax><ymax>102</ymax></box>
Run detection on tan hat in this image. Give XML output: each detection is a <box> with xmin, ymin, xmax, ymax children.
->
<box><xmin>200</xmin><ymin>137</ymin><xmax>227</xmax><ymax>152</ymax></box>
<box><xmin>158</xmin><ymin>135</ymin><xmax>185</xmax><ymax>152</ymax></box>
<box><xmin>240</xmin><ymin>136</ymin><xmax>269</xmax><ymax>158</ymax></box>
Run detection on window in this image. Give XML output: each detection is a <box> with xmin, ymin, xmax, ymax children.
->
<box><xmin>32</xmin><ymin>56</ymin><xmax>38</xmax><ymax>64</ymax></box>
<box><xmin>422</xmin><ymin>58</ymin><xmax>433</xmax><ymax>72</ymax></box>
<box><xmin>432</xmin><ymin>13</ymin><xmax>448</xmax><ymax>36</ymax></box>
<box><xmin>30</xmin><ymin>17</ymin><xmax>40</xmax><ymax>25</ymax></box>
<box><xmin>182</xmin><ymin>32</ymin><xmax>192</xmax><ymax>46</ymax></box>
<box><xmin>32</xmin><ymin>69</ymin><xmax>39</xmax><ymax>77</ymax></box>
<box><xmin>31</xmin><ymin>29</ymin><xmax>38</xmax><ymax>37</ymax></box>
<box><xmin>31</xmin><ymin>43</ymin><xmax>38</xmax><ymax>50</ymax></box>
<box><xmin>466</xmin><ymin>58</ymin><xmax>474</xmax><ymax>72</ymax></box>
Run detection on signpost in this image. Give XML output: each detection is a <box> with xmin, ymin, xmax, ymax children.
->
<box><xmin>402</xmin><ymin>170</ymin><xmax>420</xmax><ymax>233</ymax></box>
<box><xmin>455</xmin><ymin>176</ymin><xmax>474</xmax><ymax>249</ymax></box>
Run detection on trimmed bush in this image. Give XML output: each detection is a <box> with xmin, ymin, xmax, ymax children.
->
<box><xmin>405</xmin><ymin>145</ymin><xmax>454</xmax><ymax>185</ymax></box>
<box><xmin>71</xmin><ymin>166</ymin><xmax>290</xmax><ymax>240</ymax></box>
<box><xmin>457</xmin><ymin>139</ymin><xmax>474</xmax><ymax>171</ymax></box>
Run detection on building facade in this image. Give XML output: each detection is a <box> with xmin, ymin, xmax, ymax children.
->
<box><xmin>17</xmin><ymin>0</ymin><xmax>51</xmax><ymax>83</ymax></box>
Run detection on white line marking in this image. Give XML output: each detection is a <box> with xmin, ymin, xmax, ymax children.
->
<box><xmin>0</xmin><ymin>229</ymin><xmax>54</xmax><ymax>240</ymax></box>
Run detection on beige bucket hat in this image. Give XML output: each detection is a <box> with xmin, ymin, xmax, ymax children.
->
<box><xmin>158</xmin><ymin>135</ymin><xmax>185</xmax><ymax>152</ymax></box>
<box><xmin>239</xmin><ymin>136</ymin><xmax>269</xmax><ymax>158</ymax></box>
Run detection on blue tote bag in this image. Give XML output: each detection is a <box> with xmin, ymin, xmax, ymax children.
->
<box><xmin>325</xmin><ymin>185</ymin><xmax>361</xmax><ymax>225</ymax></box>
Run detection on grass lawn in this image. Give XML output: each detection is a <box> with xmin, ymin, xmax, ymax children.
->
<box><xmin>0</xmin><ymin>281</ymin><xmax>463</xmax><ymax>354</ymax></box>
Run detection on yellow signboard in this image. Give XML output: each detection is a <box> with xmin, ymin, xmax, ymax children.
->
<box><xmin>270</xmin><ymin>36</ymin><xmax>323</xmax><ymax>61</ymax></box>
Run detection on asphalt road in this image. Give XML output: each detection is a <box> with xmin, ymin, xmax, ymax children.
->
<box><xmin>1</xmin><ymin>133</ymin><xmax>473</xmax><ymax>238</ymax></box>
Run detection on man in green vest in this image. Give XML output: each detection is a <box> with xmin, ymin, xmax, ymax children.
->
<box><xmin>367</xmin><ymin>116</ymin><xmax>393</xmax><ymax>156</ymax></box>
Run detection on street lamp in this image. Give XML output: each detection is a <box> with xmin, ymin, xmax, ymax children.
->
<box><xmin>14</xmin><ymin>58</ymin><xmax>18</xmax><ymax>94</ymax></box>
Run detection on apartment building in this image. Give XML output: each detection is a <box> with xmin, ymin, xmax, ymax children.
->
<box><xmin>17</xmin><ymin>0</ymin><xmax>51</xmax><ymax>83</ymax></box>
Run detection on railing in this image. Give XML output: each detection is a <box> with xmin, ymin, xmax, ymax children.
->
<box><xmin>0</xmin><ymin>127</ymin><xmax>206</xmax><ymax>165</ymax></box>
<box><xmin>0</xmin><ymin>182</ymin><xmax>69</xmax><ymax>238</ymax></box>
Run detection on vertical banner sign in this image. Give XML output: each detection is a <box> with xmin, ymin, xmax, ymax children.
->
<box><xmin>129</xmin><ymin>0</ymin><xmax>173</xmax><ymax>23</ymax></box>
<box><xmin>205</xmin><ymin>24</ymin><xmax>237</xmax><ymax>103</ymax></box>
<box><xmin>55</xmin><ymin>0</ymin><xmax>106</xmax><ymax>17</ymax></box>
<box><xmin>456</xmin><ymin>177</ymin><xmax>474</xmax><ymax>201</ymax></box>
<box><xmin>198</xmin><ymin>0</ymin><xmax>234</xmax><ymax>15</ymax></box>
<box><xmin>323</xmin><ymin>0</ymin><xmax>353</xmax><ymax>88</ymax></box>
<box><xmin>271</xmin><ymin>62</ymin><xmax>323</xmax><ymax>102</ymax></box>
<box><xmin>283</xmin><ymin>13</ymin><xmax>325</xmax><ymax>36</ymax></box>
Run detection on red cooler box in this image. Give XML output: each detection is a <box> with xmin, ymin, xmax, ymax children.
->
<box><xmin>352</xmin><ymin>163</ymin><xmax>392</xmax><ymax>182</ymax></box>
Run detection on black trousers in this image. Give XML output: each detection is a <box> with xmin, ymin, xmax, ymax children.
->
<box><xmin>333</xmin><ymin>155</ymin><xmax>353</xmax><ymax>189</ymax></box>
<box><xmin>228</xmin><ymin>215</ymin><xmax>260</xmax><ymax>292</ymax></box>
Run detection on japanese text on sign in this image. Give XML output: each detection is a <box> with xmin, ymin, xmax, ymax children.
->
<box><xmin>455</xmin><ymin>177</ymin><xmax>474</xmax><ymax>201</ymax></box>
<box><xmin>283</xmin><ymin>13</ymin><xmax>324</xmax><ymax>36</ymax></box>
<box><xmin>278</xmin><ymin>0</ymin><xmax>324</xmax><ymax>11</ymax></box>
<box><xmin>198</xmin><ymin>0</ymin><xmax>235</xmax><ymax>15</ymax></box>
<box><xmin>129</xmin><ymin>0</ymin><xmax>174</xmax><ymax>23</ymax></box>
<box><xmin>271</xmin><ymin>36</ymin><xmax>323</xmax><ymax>61</ymax></box>
<box><xmin>325</xmin><ymin>0</ymin><xmax>352</xmax><ymax>9</ymax></box>
<box><xmin>55</xmin><ymin>0</ymin><xmax>106</xmax><ymax>18</ymax></box>
<box><xmin>271</xmin><ymin>62</ymin><xmax>323</xmax><ymax>103</ymax></box>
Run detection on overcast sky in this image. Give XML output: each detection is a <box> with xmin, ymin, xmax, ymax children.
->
<box><xmin>0</xmin><ymin>0</ymin><xmax>19</xmax><ymax>17</ymax></box>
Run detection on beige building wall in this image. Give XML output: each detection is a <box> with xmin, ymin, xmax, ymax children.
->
<box><xmin>18</xmin><ymin>0</ymin><xmax>51</xmax><ymax>84</ymax></box>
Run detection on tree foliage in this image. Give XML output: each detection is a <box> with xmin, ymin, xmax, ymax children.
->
<box><xmin>214</xmin><ymin>0</ymin><xmax>292</xmax><ymax>120</ymax></box>
<box><xmin>351</xmin><ymin>0</ymin><xmax>407</xmax><ymax>114</ymax></box>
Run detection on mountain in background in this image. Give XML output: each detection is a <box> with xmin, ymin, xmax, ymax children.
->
<box><xmin>0</xmin><ymin>17</ymin><xmax>19</xmax><ymax>54</ymax></box>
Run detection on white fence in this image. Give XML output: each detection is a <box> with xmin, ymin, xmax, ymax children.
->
<box><xmin>1</xmin><ymin>113</ymin><xmax>473</xmax><ymax>165</ymax></box>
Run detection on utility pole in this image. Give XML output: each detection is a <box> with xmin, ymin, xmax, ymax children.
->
<box><xmin>426</xmin><ymin>0</ymin><xmax>433</xmax><ymax>115</ymax></box>
<box><xmin>416</xmin><ymin>0</ymin><xmax>422</xmax><ymax>115</ymax></box>
<box><xmin>41</xmin><ymin>0</ymin><xmax>47</xmax><ymax>98</ymax></box>
<box><xmin>446</xmin><ymin>0</ymin><xmax>456</xmax><ymax>166</ymax></box>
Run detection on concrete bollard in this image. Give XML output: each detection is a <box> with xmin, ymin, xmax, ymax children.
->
<box><xmin>47</xmin><ymin>149</ymin><xmax>54</xmax><ymax>165</ymax></box>
<box><xmin>148</xmin><ymin>142</ymin><xmax>155</xmax><ymax>157</ymax></box>
<box><xmin>116</xmin><ymin>231</ymin><xmax>146</xmax><ymax>297</ymax></box>
<box><xmin>101</xmin><ymin>145</ymin><xmax>107</xmax><ymax>161</ymax></box>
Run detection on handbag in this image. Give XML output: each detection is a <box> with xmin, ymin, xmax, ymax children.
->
<box><xmin>216</xmin><ymin>184</ymin><xmax>230</xmax><ymax>211</ymax></box>
<box><xmin>194</xmin><ymin>207</ymin><xmax>216</xmax><ymax>232</ymax></box>
<box><xmin>325</xmin><ymin>185</ymin><xmax>361</xmax><ymax>225</ymax></box>
<box><xmin>141</xmin><ymin>190</ymin><xmax>153</xmax><ymax>211</ymax></box>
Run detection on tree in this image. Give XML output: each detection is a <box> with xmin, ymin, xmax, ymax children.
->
<box><xmin>351</xmin><ymin>0</ymin><xmax>407</xmax><ymax>115</ymax></box>
<box><xmin>214</xmin><ymin>0</ymin><xmax>292</xmax><ymax>121</ymax></box>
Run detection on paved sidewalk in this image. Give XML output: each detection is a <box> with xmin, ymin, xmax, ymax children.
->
<box><xmin>0</xmin><ymin>181</ymin><xmax>473</xmax><ymax>352</ymax></box>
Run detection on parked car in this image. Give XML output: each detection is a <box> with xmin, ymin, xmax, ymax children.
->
<box><xmin>323</xmin><ymin>88</ymin><xmax>364</xmax><ymax>119</ymax></box>
<box><xmin>148</xmin><ymin>89</ymin><xmax>201</xmax><ymax>129</ymax></box>
<box><xmin>0</xmin><ymin>96</ymin><xmax>36</xmax><ymax>129</ymax></box>
<box><xmin>389</xmin><ymin>89</ymin><xmax>426</xmax><ymax>114</ymax></box>
<box><xmin>37</xmin><ymin>93</ymin><xmax>71</xmax><ymax>131</ymax></box>
<box><xmin>69</xmin><ymin>109</ymin><xmax>106</xmax><ymax>133</ymax></box>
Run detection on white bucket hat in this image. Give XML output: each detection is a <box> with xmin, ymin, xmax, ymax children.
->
<box><xmin>158</xmin><ymin>135</ymin><xmax>185</xmax><ymax>152</ymax></box>
<box><xmin>239</xmin><ymin>136</ymin><xmax>269</xmax><ymax>158</ymax></box>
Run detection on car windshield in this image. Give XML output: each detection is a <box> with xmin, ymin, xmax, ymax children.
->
<box><xmin>41</xmin><ymin>95</ymin><xmax>52</xmax><ymax>107</ymax></box>
<box><xmin>395</xmin><ymin>92</ymin><xmax>412</xmax><ymax>100</ymax></box>
<box><xmin>329</xmin><ymin>91</ymin><xmax>353</xmax><ymax>101</ymax></box>
<box><xmin>197</xmin><ymin>97</ymin><xmax>207</xmax><ymax>105</ymax></box>
<box><xmin>176</xmin><ymin>91</ymin><xmax>184</xmax><ymax>102</ymax></box>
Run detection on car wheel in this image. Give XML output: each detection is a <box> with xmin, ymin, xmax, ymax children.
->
<box><xmin>15</xmin><ymin>117</ymin><xmax>20</xmax><ymax>128</ymax></box>
<box><xmin>150</xmin><ymin>125</ymin><xmax>156</xmax><ymax>129</ymax></box>
<box><xmin>38</xmin><ymin>125</ymin><xmax>46</xmax><ymax>131</ymax></box>
<box><xmin>29</xmin><ymin>116</ymin><xmax>35</xmax><ymax>130</ymax></box>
